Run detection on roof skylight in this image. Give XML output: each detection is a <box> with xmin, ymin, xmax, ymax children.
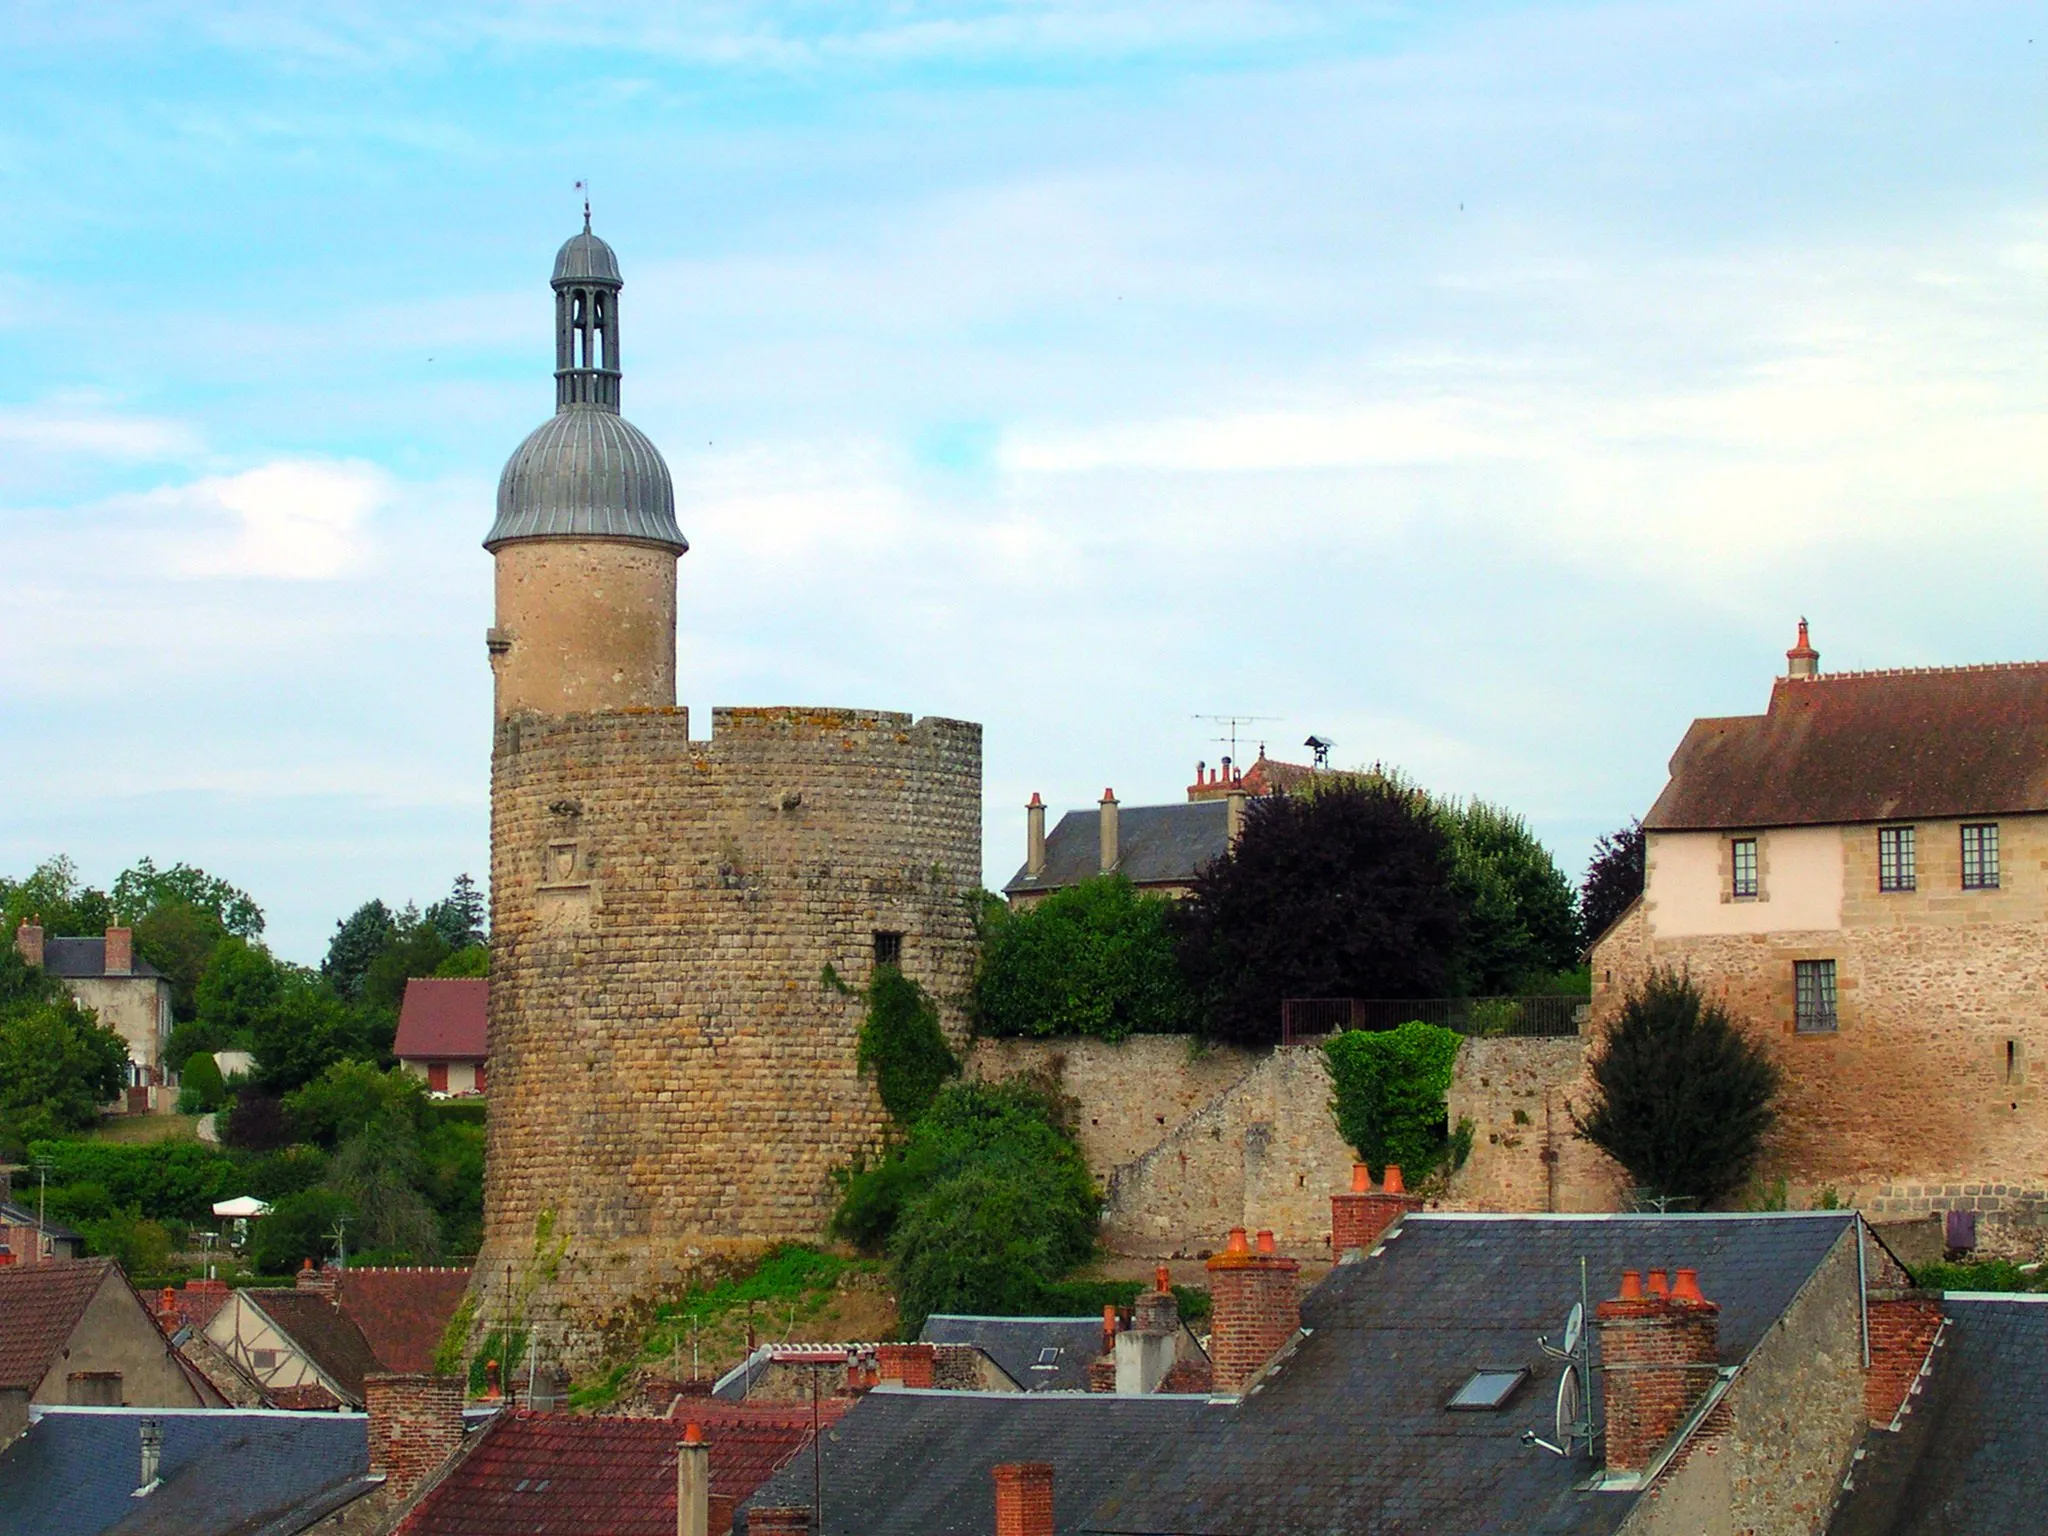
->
<box><xmin>1446</xmin><ymin>1367</ymin><xmax>1530</xmax><ymax>1411</ymax></box>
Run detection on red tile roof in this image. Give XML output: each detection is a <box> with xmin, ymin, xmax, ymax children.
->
<box><xmin>340</xmin><ymin>1267</ymin><xmax>473</xmax><ymax>1374</ymax></box>
<box><xmin>1646</xmin><ymin>663</ymin><xmax>2048</xmax><ymax>831</ymax></box>
<box><xmin>244</xmin><ymin>1289</ymin><xmax>384</xmax><ymax>1403</ymax></box>
<box><xmin>394</xmin><ymin>978</ymin><xmax>489</xmax><ymax>1062</ymax></box>
<box><xmin>0</xmin><ymin>1258</ymin><xmax>114</xmax><ymax>1390</ymax></box>
<box><xmin>1187</xmin><ymin>750</ymin><xmax>1318</xmax><ymax>802</ymax></box>
<box><xmin>395</xmin><ymin>1402</ymin><xmax>846</xmax><ymax>1536</ymax></box>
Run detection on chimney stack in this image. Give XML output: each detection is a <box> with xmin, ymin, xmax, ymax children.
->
<box><xmin>14</xmin><ymin>921</ymin><xmax>42</xmax><ymax>970</ymax></box>
<box><xmin>749</xmin><ymin>1512</ymin><xmax>811</xmax><ymax>1536</ymax></box>
<box><xmin>1330</xmin><ymin>1164</ymin><xmax>1424</xmax><ymax>1260</ymax></box>
<box><xmin>365</xmin><ymin>1373</ymin><xmax>466</xmax><ymax>1501</ymax></box>
<box><xmin>1596</xmin><ymin>1266</ymin><xmax>1721</xmax><ymax>1476</ymax></box>
<box><xmin>103</xmin><ymin>925</ymin><xmax>133</xmax><ymax>976</ymax></box>
<box><xmin>677</xmin><ymin>1423</ymin><xmax>709</xmax><ymax>1536</ymax></box>
<box><xmin>1786</xmin><ymin>618</ymin><xmax>1819</xmax><ymax>679</ymax></box>
<box><xmin>1098</xmin><ymin>790</ymin><xmax>1119</xmax><ymax>873</ymax></box>
<box><xmin>992</xmin><ymin>1462</ymin><xmax>1055</xmax><ymax>1536</ymax></box>
<box><xmin>1026</xmin><ymin>794</ymin><xmax>1046</xmax><ymax>879</ymax></box>
<box><xmin>875</xmin><ymin>1342</ymin><xmax>936</xmax><ymax>1389</ymax></box>
<box><xmin>1205</xmin><ymin>1227</ymin><xmax>1301</xmax><ymax>1396</ymax></box>
<box><xmin>296</xmin><ymin>1258</ymin><xmax>341</xmax><ymax>1302</ymax></box>
<box><xmin>1226</xmin><ymin>787</ymin><xmax>1247</xmax><ymax>847</ymax></box>
<box><xmin>1116</xmin><ymin>1269</ymin><xmax>1180</xmax><ymax>1394</ymax></box>
<box><xmin>138</xmin><ymin>1418</ymin><xmax>162</xmax><ymax>1493</ymax></box>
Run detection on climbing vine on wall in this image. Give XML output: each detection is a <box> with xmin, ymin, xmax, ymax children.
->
<box><xmin>1323</xmin><ymin>1021</ymin><xmax>1465</xmax><ymax>1179</ymax></box>
<box><xmin>827</xmin><ymin>963</ymin><xmax>960</xmax><ymax>1124</ymax></box>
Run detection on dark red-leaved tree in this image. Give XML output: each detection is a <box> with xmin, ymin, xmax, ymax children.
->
<box><xmin>1174</xmin><ymin>780</ymin><xmax>1463</xmax><ymax>1046</ymax></box>
<box><xmin>1581</xmin><ymin>819</ymin><xmax>1646</xmax><ymax>948</ymax></box>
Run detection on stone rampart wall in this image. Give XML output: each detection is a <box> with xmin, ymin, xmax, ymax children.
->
<box><xmin>1445</xmin><ymin>1035</ymin><xmax>1627</xmax><ymax>1213</ymax></box>
<box><xmin>480</xmin><ymin>704</ymin><xmax>981</xmax><ymax>1329</ymax></box>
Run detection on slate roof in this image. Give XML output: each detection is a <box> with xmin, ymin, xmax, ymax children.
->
<box><xmin>0</xmin><ymin>1258</ymin><xmax>114</xmax><ymax>1390</ymax></box>
<box><xmin>241</xmin><ymin>1290</ymin><xmax>382</xmax><ymax>1404</ymax></box>
<box><xmin>0</xmin><ymin>1199</ymin><xmax>81</xmax><ymax>1243</ymax></box>
<box><xmin>40</xmin><ymin>938</ymin><xmax>165</xmax><ymax>980</ymax></box>
<box><xmin>918</xmin><ymin>1316</ymin><xmax>1110</xmax><ymax>1393</ymax></box>
<box><xmin>339</xmin><ymin>1268</ymin><xmax>473</xmax><ymax>1373</ymax></box>
<box><xmin>742</xmin><ymin>1391</ymin><xmax>1215</xmax><ymax>1536</ymax></box>
<box><xmin>396</xmin><ymin>1401</ymin><xmax>843</xmax><ymax>1536</ymax></box>
<box><xmin>1644</xmin><ymin>664</ymin><xmax>2048</xmax><ymax>831</ymax></box>
<box><xmin>1004</xmin><ymin>801</ymin><xmax>1229</xmax><ymax>896</ymax></box>
<box><xmin>1090</xmin><ymin>1212</ymin><xmax>1859</xmax><ymax>1536</ymax></box>
<box><xmin>1828</xmin><ymin>1295</ymin><xmax>2048</xmax><ymax>1536</ymax></box>
<box><xmin>393</xmin><ymin>980</ymin><xmax>488</xmax><ymax>1063</ymax></box>
<box><xmin>0</xmin><ymin>1406</ymin><xmax>369</xmax><ymax>1536</ymax></box>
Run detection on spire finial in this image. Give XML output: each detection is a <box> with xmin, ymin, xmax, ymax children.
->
<box><xmin>576</xmin><ymin>179</ymin><xmax>591</xmax><ymax>232</ymax></box>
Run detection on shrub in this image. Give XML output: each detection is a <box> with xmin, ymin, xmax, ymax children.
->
<box><xmin>225</xmin><ymin>1091</ymin><xmax>292</xmax><ymax>1151</ymax></box>
<box><xmin>972</xmin><ymin>876</ymin><xmax>1195</xmax><ymax>1040</ymax></box>
<box><xmin>1323</xmin><ymin>1022</ymin><xmax>1463</xmax><ymax>1178</ymax></box>
<box><xmin>856</xmin><ymin>966</ymin><xmax>960</xmax><ymax>1124</ymax></box>
<box><xmin>284</xmin><ymin>1060</ymin><xmax>427</xmax><ymax>1148</ymax></box>
<box><xmin>179</xmin><ymin>1052</ymin><xmax>228</xmax><ymax>1115</ymax></box>
<box><xmin>78</xmin><ymin>1208</ymin><xmax>173</xmax><ymax>1279</ymax></box>
<box><xmin>1176</xmin><ymin>780</ymin><xmax>1463</xmax><ymax>1046</ymax></box>
<box><xmin>250</xmin><ymin>1188</ymin><xmax>354</xmax><ymax>1273</ymax></box>
<box><xmin>1573</xmin><ymin>971</ymin><xmax>1781</xmax><ymax>1206</ymax></box>
<box><xmin>0</xmin><ymin>982</ymin><xmax>130</xmax><ymax>1146</ymax></box>
<box><xmin>28</xmin><ymin>1140</ymin><xmax>241</xmax><ymax>1222</ymax></box>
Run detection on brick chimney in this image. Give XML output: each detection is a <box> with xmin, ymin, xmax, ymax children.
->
<box><xmin>749</xmin><ymin>1511</ymin><xmax>811</xmax><ymax>1535</ymax></box>
<box><xmin>993</xmin><ymin>1462</ymin><xmax>1054</xmax><ymax>1536</ymax></box>
<box><xmin>103</xmin><ymin>925</ymin><xmax>133</xmax><ymax>976</ymax></box>
<box><xmin>365</xmin><ymin>1373</ymin><xmax>466</xmax><ymax>1501</ymax></box>
<box><xmin>677</xmin><ymin>1423</ymin><xmax>709</xmax><ymax>1536</ymax></box>
<box><xmin>1865</xmin><ymin>1296</ymin><xmax>1943</xmax><ymax>1426</ymax></box>
<box><xmin>1098</xmin><ymin>790</ymin><xmax>1119</xmax><ymax>873</ymax></box>
<box><xmin>296</xmin><ymin>1258</ymin><xmax>341</xmax><ymax>1302</ymax></box>
<box><xmin>1026</xmin><ymin>793</ymin><xmax>1046</xmax><ymax>879</ymax></box>
<box><xmin>1596</xmin><ymin>1267</ymin><xmax>1721</xmax><ymax>1476</ymax></box>
<box><xmin>14</xmin><ymin>921</ymin><xmax>42</xmax><ymax>970</ymax></box>
<box><xmin>1205</xmin><ymin>1227</ymin><xmax>1301</xmax><ymax>1396</ymax></box>
<box><xmin>1786</xmin><ymin>618</ymin><xmax>1819</xmax><ymax>679</ymax></box>
<box><xmin>1330</xmin><ymin>1164</ymin><xmax>1424</xmax><ymax>1260</ymax></box>
<box><xmin>875</xmin><ymin>1342</ymin><xmax>935</xmax><ymax>1389</ymax></box>
<box><xmin>1226</xmin><ymin>787</ymin><xmax>1248</xmax><ymax>848</ymax></box>
<box><xmin>1116</xmin><ymin>1267</ymin><xmax>1179</xmax><ymax>1394</ymax></box>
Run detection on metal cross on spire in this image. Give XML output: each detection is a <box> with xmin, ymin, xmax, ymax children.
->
<box><xmin>576</xmin><ymin>179</ymin><xmax>591</xmax><ymax>231</ymax></box>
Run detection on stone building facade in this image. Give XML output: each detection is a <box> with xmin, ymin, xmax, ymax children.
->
<box><xmin>475</xmin><ymin>223</ymin><xmax>981</xmax><ymax>1328</ymax></box>
<box><xmin>1593</xmin><ymin>626</ymin><xmax>2048</xmax><ymax>1217</ymax></box>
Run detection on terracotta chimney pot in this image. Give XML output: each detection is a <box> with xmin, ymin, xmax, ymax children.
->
<box><xmin>1646</xmin><ymin>1268</ymin><xmax>1669</xmax><ymax>1298</ymax></box>
<box><xmin>1382</xmin><ymin>1166</ymin><xmax>1405</xmax><ymax>1195</ymax></box>
<box><xmin>1617</xmin><ymin>1269</ymin><xmax>1643</xmax><ymax>1301</ymax></box>
<box><xmin>1671</xmin><ymin>1268</ymin><xmax>1706</xmax><ymax>1305</ymax></box>
<box><xmin>1350</xmin><ymin>1163</ymin><xmax>1372</xmax><ymax>1193</ymax></box>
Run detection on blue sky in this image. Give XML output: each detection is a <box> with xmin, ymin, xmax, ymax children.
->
<box><xmin>3</xmin><ymin>1</ymin><xmax>2043</xmax><ymax>961</ymax></box>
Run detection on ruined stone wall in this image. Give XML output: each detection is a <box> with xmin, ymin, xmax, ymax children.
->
<box><xmin>1444</xmin><ymin>1035</ymin><xmax>1627</xmax><ymax>1214</ymax></box>
<box><xmin>480</xmin><ymin>704</ymin><xmax>981</xmax><ymax>1329</ymax></box>
<box><xmin>1594</xmin><ymin>828</ymin><xmax>2048</xmax><ymax>1211</ymax></box>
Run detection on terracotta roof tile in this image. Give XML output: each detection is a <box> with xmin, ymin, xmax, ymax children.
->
<box><xmin>243</xmin><ymin>1289</ymin><xmax>383</xmax><ymax>1403</ymax></box>
<box><xmin>395</xmin><ymin>1401</ymin><xmax>844</xmax><ymax>1536</ymax></box>
<box><xmin>1645</xmin><ymin>664</ymin><xmax>2048</xmax><ymax>831</ymax></box>
<box><xmin>0</xmin><ymin>1259</ymin><xmax>114</xmax><ymax>1391</ymax></box>
<box><xmin>340</xmin><ymin>1268</ymin><xmax>472</xmax><ymax>1374</ymax></box>
<box><xmin>394</xmin><ymin>978</ymin><xmax>489</xmax><ymax>1062</ymax></box>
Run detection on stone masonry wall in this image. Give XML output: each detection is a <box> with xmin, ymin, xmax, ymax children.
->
<box><xmin>1595</xmin><ymin>819</ymin><xmax>2048</xmax><ymax>1212</ymax></box>
<box><xmin>1444</xmin><ymin>1035</ymin><xmax>1627</xmax><ymax>1213</ymax></box>
<box><xmin>480</xmin><ymin>704</ymin><xmax>981</xmax><ymax>1330</ymax></box>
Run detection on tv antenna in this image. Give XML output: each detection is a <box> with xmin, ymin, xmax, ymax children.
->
<box><xmin>326</xmin><ymin>1216</ymin><xmax>349</xmax><ymax>1271</ymax></box>
<box><xmin>1525</xmin><ymin>1258</ymin><xmax>1598</xmax><ymax>1459</ymax></box>
<box><xmin>1193</xmin><ymin>714</ymin><xmax>1279</xmax><ymax>763</ymax></box>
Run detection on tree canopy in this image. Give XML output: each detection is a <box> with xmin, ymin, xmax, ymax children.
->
<box><xmin>1175</xmin><ymin>779</ymin><xmax>1465</xmax><ymax>1045</ymax></box>
<box><xmin>1582</xmin><ymin>820</ymin><xmax>1647</xmax><ymax>947</ymax></box>
<box><xmin>972</xmin><ymin>876</ymin><xmax>1195</xmax><ymax>1040</ymax></box>
<box><xmin>0</xmin><ymin>943</ymin><xmax>129</xmax><ymax>1154</ymax></box>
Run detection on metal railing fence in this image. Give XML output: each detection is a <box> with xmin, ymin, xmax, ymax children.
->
<box><xmin>1279</xmin><ymin>995</ymin><xmax>1589</xmax><ymax>1048</ymax></box>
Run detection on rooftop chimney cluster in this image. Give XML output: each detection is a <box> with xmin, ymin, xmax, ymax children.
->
<box><xmin>1204</xmin><ymin>1228</ymin><xmax>1302</xmax><ymax>1396</ymax></box>
<box><xmin>1595</xmin><ymin>1267</ymin><xmax>1722</xmax><ymax>1476</ymax></box>
<box><xmin>1329</xmin><ymin>1163</ymin><xmax>1423</xmax><ymax>1261</ymax></box>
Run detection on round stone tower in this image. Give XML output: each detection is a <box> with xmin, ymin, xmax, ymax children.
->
<box><xmin>484</xmin><ymin>218</ymin><xmax>688</xmax><ymax>717</ymax></box>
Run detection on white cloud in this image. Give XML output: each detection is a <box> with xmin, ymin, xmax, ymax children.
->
<box><xmin>0</xmin><ymin>402</ymin><xmax>199</xmax><ymax>459</ymax></box>
<box><xmin>152</xmin><ymin>460</ymin><xmax>389</xmax><ymax>580</ymax></box>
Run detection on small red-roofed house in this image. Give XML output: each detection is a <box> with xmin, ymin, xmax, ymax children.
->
<box><xmin>395</xmin><ymin>978</ymin><xmax>489</xmax><ymax>1096</ymax></box>
<box><xmin>392</xmin><ymin>1399</ymin><xmax>846</xmax><ymax>1535</ymax></box>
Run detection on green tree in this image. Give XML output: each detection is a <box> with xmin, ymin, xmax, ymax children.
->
<box><xmin>1573</xmin><ymin>971</ymin><xmax>1782</xmax><ymax>1206</ymax></box>
<box><xmin>322</xmin><ymin>901</ymin><xmax>398</xmax><ymax>1001</ymax></box>
<box><xmin>856</xmin><ymin>966</ymin><xmax>960</xmax><ymax>1124</ymax></box>
<box><xmin>78</xmin><ymin>1208</ymin><xmax>173</xmax><ymax>1279</ymax></box>
<box><xmin>0</xmin><ymin>856</ymin><xmax>113</xmax><ymax>939</ymax></box>
<box><xmin>134</xmin><ymin>901</ymin><xmax>228</xmax><ymax>1022</ymax></box>
<box><xmin>434</xmin><ymin>945</ymin><xmax>490</xmax><ymax>979</ymax></box>
<box><xmin>112</xmin><ymin>858</ymin><xmax>264</xmax><ymax>938</ymax></box>
<box><xmin>178</xmin><ymin>1051</ymin><xmax>229</xmax><ymax>1115</ymax></box>
<box><xmin>284</xmin><ymin>1060</ymin><xmax>427</xmax><ymax>1148</ymax></box>
<box><xmin>0</xmin><ymin>993</ymin><xmax>130</xmax><ymax>1152</ymax></box>
<box><xmin>252</xmin><ymin>972</ymin><xmax>369</xmax><ymax>1093</ymax></box>
<box><xmin>250</xmin><ymin>1189</ymin><xmax>354</xmax><ymax>1274</ymax></box>
<box><xmin>972</xmin><ymin>876</ymin><xmax>1195</xmax><ymax>1040</ymax></box>
<box><xmin>1442</xmin><ymin>800</ymin><xmax>1583</xmax><ymax>994</ymax></box>
<box><xmin>323</xmin><ymin>1128</ymin><xmax>443</xmax><ymax>1262</ymax></box>
<box><xmin>424</xmin><ymin>875</ymin><xmax>486</xmax><ymax>952</ymax></box>
<box><xmin>1324</xmin><ymin>1021</ymin><xmax>1464</xmax><ymax>1179</ymax></box>
<box><xmin>359</xmin><ymin>912</ymin><xmax>453</xmax><ymax>1015</ymax></box>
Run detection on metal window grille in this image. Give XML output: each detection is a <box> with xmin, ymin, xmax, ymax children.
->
<box><xmin>1962</xmin><ymin>824</ymin><xmax>2000</xmax><ymax>890</ymax></box>
<box><xmin>1731</xmin><ymin>838</ymin><xmax>1759</xmax><ymax>898</ymax></box>
<box><xmin>1878</xmin><ymin>826</ymin><xmax>1916</xmax><ymax>892</ymax></box>
<box><xmin>1794</xmin><ymin>959</ymin><xmax>1838</xmax><ymax>1033</ymax></box>
<box><xmin>872</xmin><ymin>931</ymin><xmax>904</xmax><ymax>967</ymax></box>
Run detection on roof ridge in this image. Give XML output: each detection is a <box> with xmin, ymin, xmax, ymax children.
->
<box><xmin>1784</xmin><ymin>660</ymin><xmax>2048</xmax><ymax>683</ymax></box>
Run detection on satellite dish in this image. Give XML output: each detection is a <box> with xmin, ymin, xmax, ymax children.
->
<box><xmin>1560</xmin><ymin>1302</ymin><xmax>1583</xmax><ymax>1358</ymax></box>
<box><xmin>1555</xmin><ymin>1364</ymin><xmax>1581</xmax><ymax>1449</ymax></box>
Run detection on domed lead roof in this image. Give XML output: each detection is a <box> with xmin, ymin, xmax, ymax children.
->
<box><xmin>486</xmin><ymin>409</ymin><xmax>686</xmax><ymax>551</ymax></box>
<box><xmin>553</xmin><ymin>227</ymin><xmax>622</xmax><ymax>285</ymax></box>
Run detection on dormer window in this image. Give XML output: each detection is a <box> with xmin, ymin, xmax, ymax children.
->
<box><xmin>1731</xmin><ymin>837</ymin><xmax>1759</xmax><ymax>899</ymax></box>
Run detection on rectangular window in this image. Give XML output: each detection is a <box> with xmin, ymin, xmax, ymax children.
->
<box><xmin>873</xmin><ymin>931</ymin><xmax>904</xmax><ymax>968</ymax></box>
<box><xmin>1879</xmin><ymin>826</ymin><xmax>1916</xmax><ymax>892</ymax></box>
<box><xmin>1731</xmin><ymin>837</ymin><xmax>1759</xmax><ymax>898</ymax></box>
<box><xmin>1795</xmin><ymin>960</ymin><xmax>1838</xmax><ymax>1034</ymax></box>
<box><xmin>251</xmin><ymin>1349</ymin><xmax>278</xmax><ymax>1371</ymax></box>
<box><xmin>1962</xmin><ymin>824</ymin><xmax>2000</xmax><ymax>889</ymax></box>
